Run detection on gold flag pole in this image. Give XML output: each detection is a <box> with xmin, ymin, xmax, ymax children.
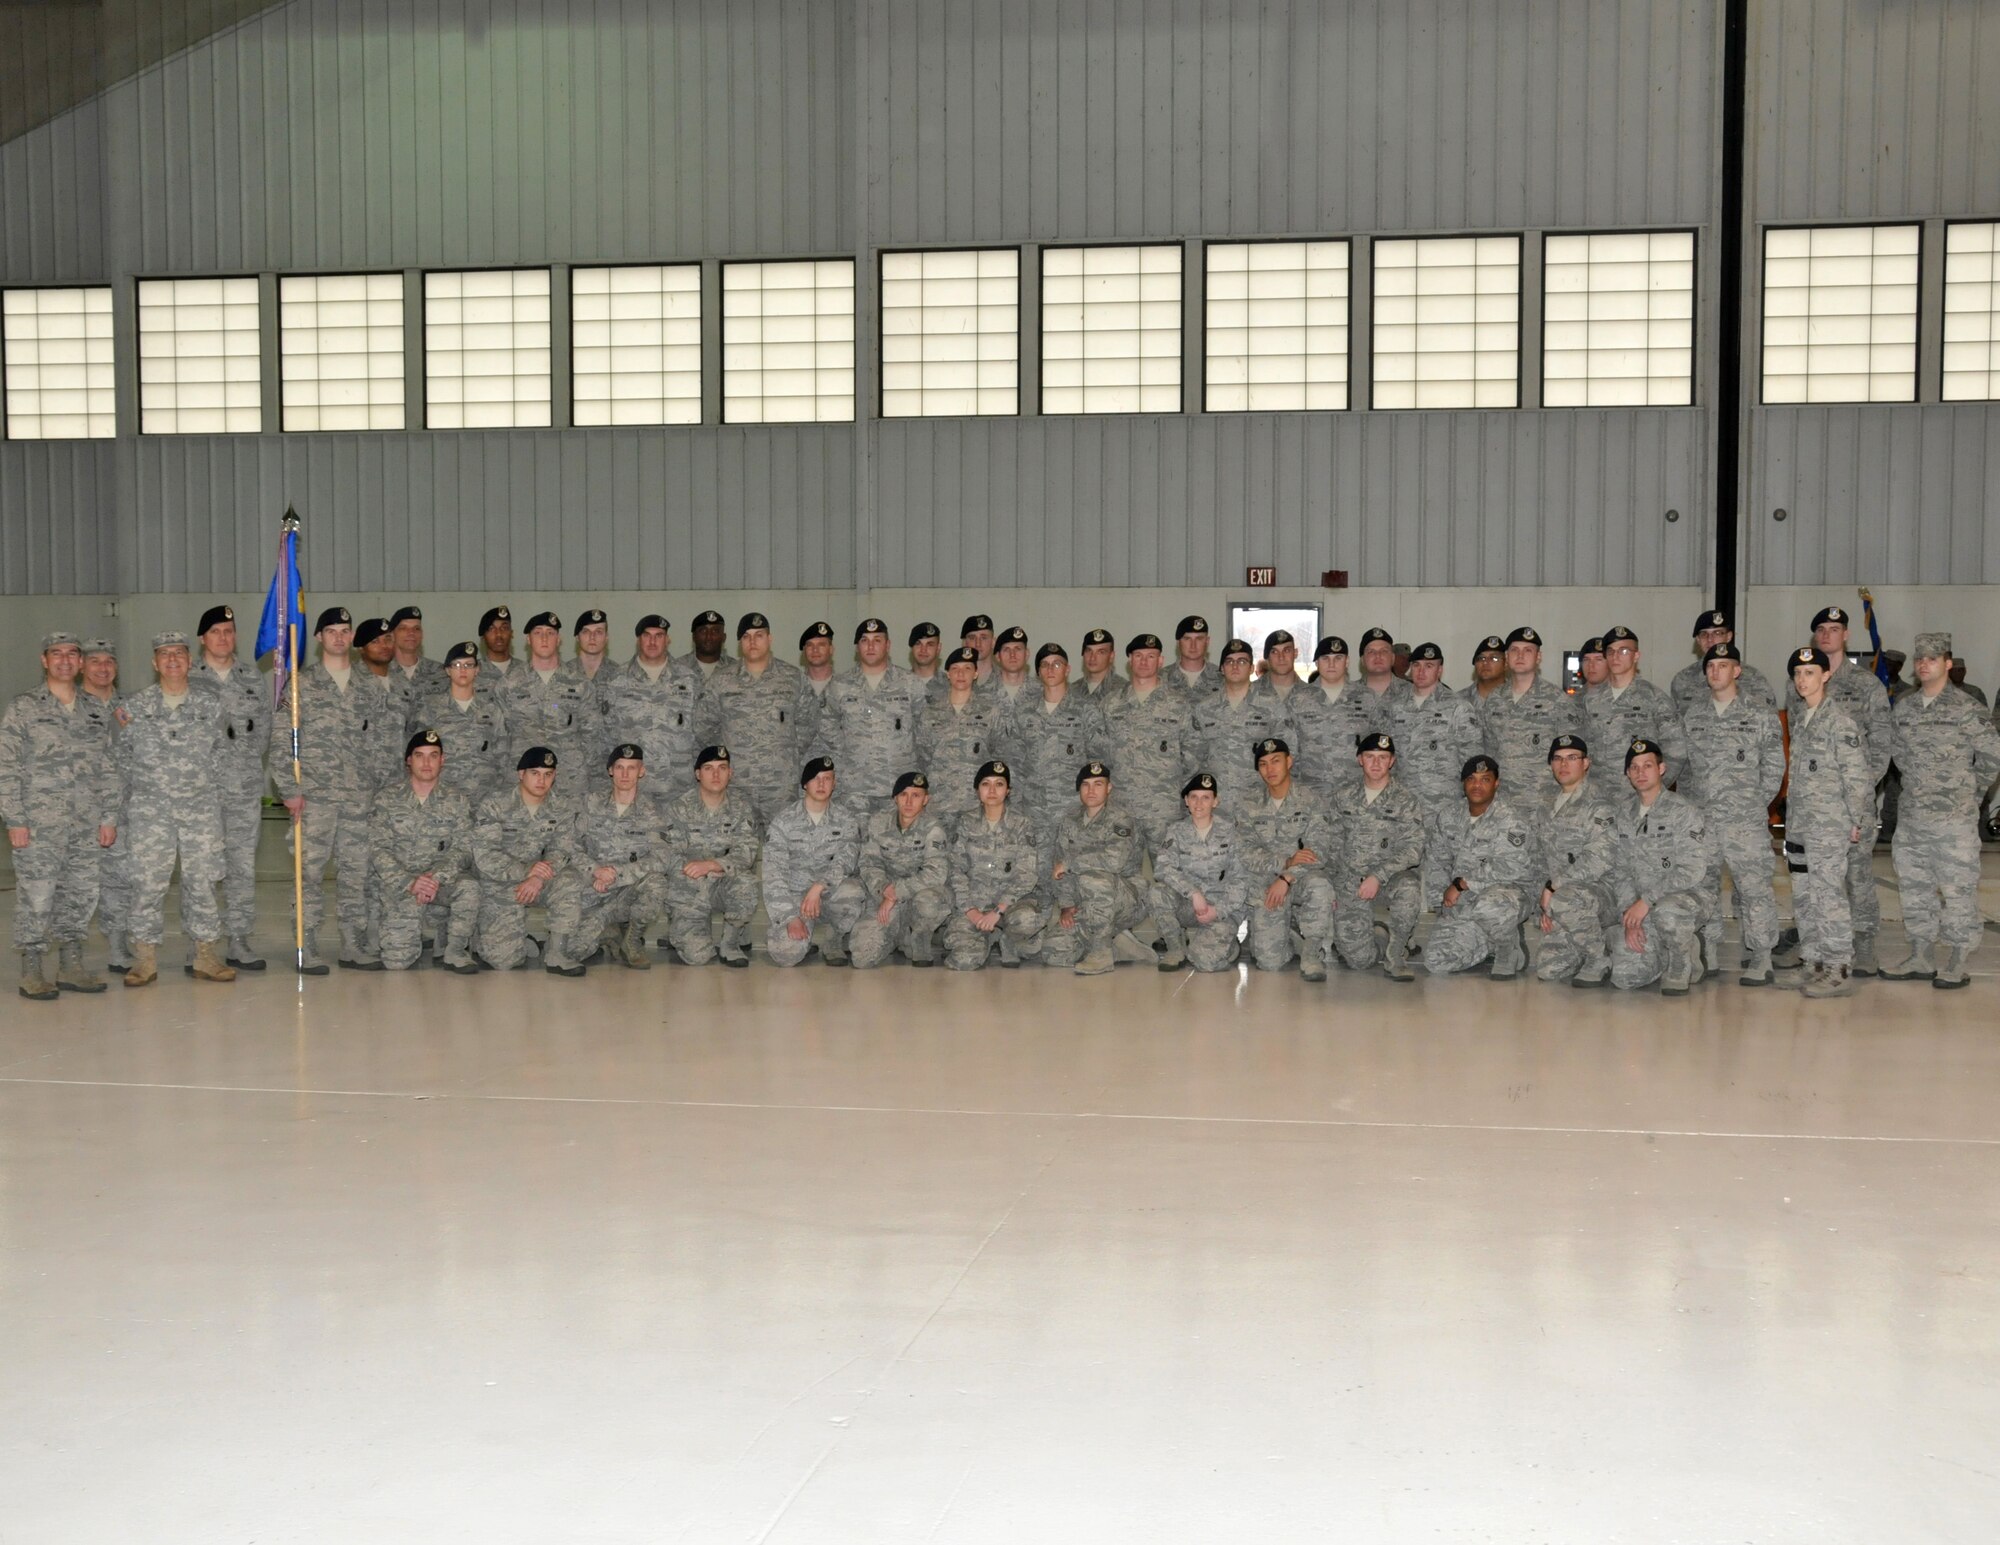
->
<box><xmin>282</xmin><ymin>509</ymin><xmax>306</xmax><ymax>977</ymax></box>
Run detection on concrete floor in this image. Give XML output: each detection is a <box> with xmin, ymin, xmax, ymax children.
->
<box><xmin>3</xmin><ymin>873</ymin><xmax>1998</xmax><ymax>1543</ymax></box>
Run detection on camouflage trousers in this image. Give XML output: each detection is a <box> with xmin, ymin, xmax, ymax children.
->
<box><xmin>1892</xmin><ymin>821</ymin><xmax>1984</xmax><ymax>952</ymax></box>
<box><xmin>663</xmin><ymin>871</ymin><xmax>760</xmax><ymax>964</ymax></box>
<box><xmin>766</xmin><ymin>878</ymin><xmax>867</xmax><ymax>967</ymax></box>
<box><xmin>1785</xmin><ymin>832</ymin><xmax>1855</xmax><ymax>968</ymax></box>
<box><xmin>97</xmin><ymin>818</ymin><xmax>131</xmax><ymax>943</ymax></box>
<box><xmin>1423</xmin><ymin>885</ymin><xmax>1533</xmax><ymax>976</ymax></box>
<box><xmin>1129</xmin><ymin>790</ymin><xmax>1189</xmax><ymax>860</ymax></box>
<box><xmin>1844</xmin><ymin>820</ymin><xmax>1881</xmax><ymax>940</ymax></box>
<box><xmin>477</xmin><ymin>869</ymin><xmax>587</xmax><ymax>970</ymax></box>
<box><xmin>1610</xmin><ymin>889</ymin><xmax>1711</xmax><ymax>990</ymax></box>
<box><xmin>1711</xmin><ymin>815</ymin><xmax>1781</xmax><ymax>955</ymax></box>
<box><xmin>1149</xmin><ymin>885</ymin><xmax>1245</xmax><ymax>972</ymax></box>
<box><xmin>127</xmin><ymin>795</ymin><xmax>225</xmax><ymax>945</ymax></box>
<box><xmin>296</xmin><ymin>794</ymin><xmax>373</xmax><ymax>958</ymax></box>
<box><xmin>1329</xmin><ymin>868</ymin><xmax>1420</xmax><ymax>971</ymax></box>
<box><xmin>849</xmin><ymin>884</ymin><xmax>953</xmax><ymax>968</ymax></box>
<box><xmin>215</xmin><ymin>780</ymin><xmax>265</xmax><ymax>940</ymax></box>
<box><xmin>1535</xmin><ymin>880</ymin><xmax>1619</xmax><ymax>983</ymax></box>
<box><xmin>373</xmin><ymin>872</ymin><xmax>480</xmax><ymax>970</ymax></box>
<box><xmin>1246</xmin><ymin>868</ymin><xmax>1337</xmax><ymax>970</ymax></box>
<box><xmin>943</xmin><ymin>896</ymin><xmax>1048</xmax><ymax>970</ymax></box>
<box><xmin>1041</xmin><ymin>873</ymin><xmax>1151</xmax><ymax>968</ymax></box>
<box><xmin>9</xmin><ymin>814</ymin><xmax>101</xmax><ymax>950</ymax></box>
<box><xmin>575</xmin><ymin>874</ymin><xmax>669</xmax><ymax>955</ymax></box>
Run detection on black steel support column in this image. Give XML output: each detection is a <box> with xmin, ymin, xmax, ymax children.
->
<box><xmin>1713</xmin><ymin>0</ymin><xmax>1750</xmax><ymax>615</ymax></box>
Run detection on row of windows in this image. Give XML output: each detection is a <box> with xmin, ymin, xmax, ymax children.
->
<box><xmin>4</xmin><ymin>224</ymin><xmax>1997</xmax><ymax>440</ymax></box>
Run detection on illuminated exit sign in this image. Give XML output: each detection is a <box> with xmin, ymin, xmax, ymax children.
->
<box><xmin>1246</xmin><ymin>567</ymin><xmax>1276</xmax><ymax>587</ymax></box>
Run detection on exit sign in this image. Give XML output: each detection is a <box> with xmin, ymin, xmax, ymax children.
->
<box><xmin>1246</xmin><ymin>567</ymin><xmax>1276</xmax><ymax>587</ymax></box>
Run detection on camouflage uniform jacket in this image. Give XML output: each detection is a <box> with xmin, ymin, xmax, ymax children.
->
<box><xmin>1890</xmin><ymin>685</ymin><xmax>2000</xmax><ymax>826</ymax></box>
<box><xmin>1539</xmin><ymin>779</ymin><xmax>1622</xmax><ymax>894</ymax></box>
<box><xmin>1610</xmin><ymin>789</ymin><xmax>1715</xmax><ymax>908</ymax></box>
<box><xmin>1152</xmin><ymin>814</ymin><xmax>1249</xmax><ymax>915</ymax></box>
<box><xmin>271</xmin><ymin>662</ymin><xmax>386</xmax><ymax>803</ymax></box>
<box><xmin>471</xmin><ymin>787</ymin><xmax>578</xmax><ymax>883</ymax></box>
<box><xmin>1671</xmin><ymin>658</ymin><xmax>1777</xmax><ymax>717</ymax></box>
<box><xmin>1389</xmin><ymin>686</ymin><xmax>1485</xmax><ymax>807</ymax></box>
<box><xmin>822</xmin><ymin>665</ymin><xmax>929</xmax><ymax>803</ymax></box>
<box><xmin>1050</xmin><ymin>801</ymin><xmax>1148</xmax><ymax>894</ymax></box>
<box><xmin>1430</xmin><ymin>792</ymin><xmax>1544</xmax><ymax>897</ymax></box>
<box><xmin>1191</xmin><ymin>688</ymin><xmax>1296</xmax><ymax>809</ymax></box>
<box><xmin>857</xmin><ymin>807</ymin><xmax>952</xmax><ymax>901</ymax></box>
<box><xmin>117</xmin><ymin>685</ymin><xmax>226</xmax><ymax>803</ymax></box>
<box><xmin>351</xmin><ymin>670</ymin><xmax>418</xmax><ymax>793</ymax></box>
<box><xmin>418</xmin><ymin>688</ymin><xmax>515</xmax><ymax>805</ymax></box>
<box><xmin>761</xmin><ymin>798</ymin><xmax>866</xmax><ymax>919</ymax></box>
<box><xmin>701</xmin><ymin>659</ymin><xmax>812</xmax><ymax>797</ymax></box>
<box><xmin>948</xmin><ymin>805</ymin><xmax>1045</xmax><ymax>911</ymax></box>
<box><xmin>192</xmin><ymin>657</ymin><xmax>271</xmax><ymax>797</ymax></box>
<box><xmin>1006</xmin><ymin>691</ymin><xmax>1107</xmax><ymax>816</ymax></box>
<box><xmin>1678</xmin><ymin>693</ymin><xmax>1786</xmax><ymax>817</ymax></box>
<box><xmin>1325</xmin><ymin>778</ymin><xmax>1426</xmax><ymax>884</ymax></box>
<box><xmin>370</xmin><ymin>782</ymin><xmax>474</xmax><ymax>888</ymax></box>
<box><xmin>1238</xmin><ymin>782</ymin><xmax>1337</xmax><ymax>884</ymax></box>
<box><xmin>916</xmin><ymin>692</ymin><xmax>1011</xmax><ymax>820</ymax></box>
<box><xmin>1287</xmin><ymin>680</ymin><xmax>1380</xmax><ymax>793</ymax></box>
<box><xmin>601</xmin><ymin>657</ymin><xmax>708</xmax><ymax>786</ymax></box>
<box><xmin>1096</xmin><ymin>683</ymin><xmax>1195</xmax><ymax>805</ymax></box>
<box><xmin>576</xmin><ymin>787</ymin><xmax>673</xmax><ymax>887</ymax></box>
<box><xmin>0</xmin><ymin>686</ymin><xmax>119</xmax><ymax>829</ymax></box>
<box><xmin>1580</xmin><ymin>676</ymin><xmax>1687</xmax><ymax>785</ymax></box>
<box><xmin>661</xmin><ymin>784</ymin><xmax>763</xmax><ymax>875</ymax></box>
<box><xmin>1480</xmin><ymin>677</ymin><xmax>1585</xmax><ymax>794</ymax></box>
<box><xmin>500</xmin><ymin>661</ymin><xmax>601</xmax><ymax>769</ymax></box>
<box><xmin>1787</xmin><ymin>661</ymin><xmax>1892</xmax><ymax>786</ymax></box>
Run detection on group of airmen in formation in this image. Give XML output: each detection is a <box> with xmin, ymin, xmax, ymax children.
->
<box><xmin>4</xmin><ymin>597</ymin><xmax>1995</xmax><ymax>1002</ymax></box>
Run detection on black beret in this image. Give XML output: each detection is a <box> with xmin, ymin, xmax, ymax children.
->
<box><xmin>1603</xmin><ymin>624</ymin><xmax>1638</xmax><ymax>645</ymax></box>
<box><xmin>574</xmin><ymin>608</ymin><xmax>608</xmax><ymax>634</ymax></box>
<box><xmin>1694</xmin><ymin>608</ymin><xmax>1731</xmax><ymax>636</ymax></box>
<box><xmin>635</xmin><ymin>613</ymin><xmax>669</xmax><ymax>635</ymax></box>
<box><xmin>1035</xmin><ymin>642</ymin><xmax>1069</xmax><ymax>665</ymax></box>
<box><xmin>691</xmin><ymin>609</ymin><xmax>725</xmax><ymax>629</ymax></box>
<box><xmin>1703</xmin><ymin>641</ymin><xmax>1742</xmax><ymax>665</ymax></box>
<box><xmin>197</xmin><ymin>605</ymin><xmax>235</xmax><ymax>636</ymax></box>
<box><xmin>1473</xmin><ymin>635</ymin><xmax>1507</xmax><ymax>658</ymax></box>
<box><xmin>444</xmin><ymin>641</ymin><xmax>480</xmax><ymax>665</ymax></box>
<box><xmin>1580</xmin><ymin>636</ymin><xmax>1606</xmax><ymax>656</ymax></box>
<box><xmin>1357</xmin><ymin>732</ymin><xmax>1395</xmax><ymax>755</ymax></box>
<box><xmin>1506</xmin><ymin>626</ymin><xmax>1542</xmax><ymax>647</ymax></box>
<box><xmin>799</xmin><ymin>620</ymin><xmax>834</xmax><ymax>647</ymax></box>
<box><xmin>352</xmin><ymin>617</ymin><xmax>391</xmax><ymax>649</ymax></box>
<box><xmin>1359</xmin><ymin>626</ymin><xmax>1393</xmax><ymax>649</ymax></box>
<box><xmin>1548</xmin><ymin>733</ymin><xmax>1588</xmax><ymax>761</ymax></box>
<box><xmin>975</xmin><ymin>759</ymin><xmax>1011</xmax><ymax>786</ymax></box>
<box><xmin>908</xmin><ymin>621</ymin><xmax>941</xmax><ymax>644</ymax></box>
<box><xmin>1082</xmin><ymin>627</ymin><xmax>1113</xmax><ymax>648</ymax></box>
<box><xmin>738</xmin><ymin>612</ymin><xmax>770</xmax><ymax>637</ymax></box>
<box><xmin>1181</xmin><ymin>771</ymin><xmax>1218</xmax><ymax>797</ymax></box>
<box><xmin>1315</xmin><ymin>636</ymin><xmax>1349</xmax><ymax>659</ymax></box>
<box><xmin>1075</xmin><ymin>760</ymin><xmax>1111</xmax><ymax>787</ymax></box>
<box><xmin>1460</xmin><ymin>754</ymin><xmax>1499</xmax><ymax>780</ymax></box>
<box><xmin>1789</xmin><ymin>645</ymin><xmax>1831</xmax><ymax>675</ymax></box>
<box><xmin>518</xmin><ymin>746</ymin><xmax>558</xmax><ymax>771</ymax></box>
<box><xmin>405</xmin><ymin>729</ymin><xmax>442</xmax><ymax>757</ymax></box>
<box><xmin>960</xmin><ymin>614</ymin><xmax>994</xmax><ymax>637</ymax></box>
<box><xmin>390</xmin><ymin>606</ymin><xmax>423</xmax><ymax>628</ymax></box>
<box><xmin>606</xmin><ymin>743</ymin><xmax>644</xmax><ymax>768</ymax></box>
<box><xmin>1409</xmin><ymin>642</ymin><xmax>1443</xmax><ymax>664</ymax></box>
<box><xmin>1220</xmin><ymin>638</ymin><xmax>1253</xmax><ymax>661</ymax></box>
<box><xmin>1126</xmin><ymin>633</ymin><xmax>1164</xmax><ymax>655</ymax></box>
<box><xmin>893</xmin><ymin>770</ymin><xmax>929</xmax><ymax>796</ymax></box>
<box><xmin>314</xmin><ymin>606</ymin><xmax>352</xmax><ymax>633</ymax></box>
<box><xmin>1175</xmin><ymin>615</ymin><xmax>1209</xmax><ymax>639</ymax></box>
<box><xmin>855</xmin><ymin>617</ymin><xmax>888</xmax><ymax>641</ymax></box>
<box><xmin>1253</xmin><ymin>736</ymin><xmax>1291</xmax><ymax>761</ymax></box>
<box><xmin>945</xmin><ymin>645</ymin><xmax>979</xmax><ymax>669</ymax></box>
<box><xmin>1624</xmin><ymin>738</ymin><xmax>1664</xmax><ymax>768</ymax></box>
<box><xmin>1264</xmin><ymin>630</ymin><xmax>1295</xmax><ymax>650</ymax></box>
<box><xmin>1811</xmin><ymin>606</ymin><xmax>1849</xmax><ymax>630</ymax></box>
<box><xmin>997</xmin><ymin>625</ymin><xmax>1029</xmax><ymax>647</ymax></box>
<box><xmin>695</xmin><ymin>745</ymin><xmax>730</xmax><ymax>769</ymax></box>
<box><xmin>524</xmin><ymin>611</ymin><xmax>561</xmax><ymax>633</ymax></box>
<box><xmin>799</xmin><ymin>754</ymin><xmax>835</xmax><ymax>785</ymax></box>
<box><xmin>479</xmin><ymin>605</ymin><xmax>512</xmax><ymax>633</ymax></box>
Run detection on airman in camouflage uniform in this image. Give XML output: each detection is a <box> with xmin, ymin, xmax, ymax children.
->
<box><xmin>701</xmin><ymin>613</ymin><xmax>813</xmax><ymax>823</ymax></box>
<box><xmin>600</xmin><ymin>615</ymin><xmax>706</xmax><ymax>797</ymax></box>
<box><xmin>1423</xmin><ymin>756</ymin><xmax>1542</xmax><ymax>979</ymax></box>
<box><xmin>1352</xmin><ymin>628</ymin><xmax>1416</xmax><ymax>737</ymax></box>
<box><xmin>1670</xmin><ymin>609</ymin><xmax>1778</xmax><ymax>717</ymax></box>
<box><xmin>761</xmin><ymin>757</ymin><xmax>867</xmax><ymax>967</ymax></box>
<box><xmin>1288</xmin><ymin>638</ymin><xmax>1375</xmax><ymax>796</ymax></box>
<box><xmin>1150</xmin><ymin>773</ymin><xmax>1249</xmax><ymax>972</ymax></box>
<box><xmin>1007</xmin><ymin>643</ymin><xmax>1106</xmax><ymax>821</ymax></box>
<box><xmin>1480</xmin><ymin>627</ymin><xmax>1585</xmax><ymax>795</ymax></box>
<box><xmin>1460</xmin><ymin>635</ymin><xmax>1510</xmax><ymax>710</ymax></box>
<box><xmin>1238</xmin><ymin>737</ymin><xmax>1337</xmax><ymax>980</ymax></box>
<box><xmin>1043</xmin><ymin>761</ymin><xmax>1155</xmax><ymax>975</ymax></box>
<box><xmin>1882</xmin><ymin>632</ymin><xmax>2000</xmax><ymax>988</ymax></box>
<box><xmin>77</xmin><ymin>638</ymin><xmax>132</xmax><ymax>971</ymax></box>
<box><xmin>661</xmin><ymin>745</ymin><xmax>762</xmax><ymax>967</ymax></box>
<box><xmin>1777</xmin><ymin>647</ymin><xmax>1876</xmax><ymax>997</ymax></box>
<box><xmin>423</xmin><ymin>642</ymin><xmax>514</xmax><ymax>804</ymax></box>
<box><xmin>1098</xmin><ymin>634</ymin><xmax>1195</xmax><ymax>846</ymax></box>
<box><xmin>1165</xmin><ymin>615</ymin><xmax>1223</xmax><ymax>700</ymax></box>
<box><xmin>679</xmin><ymin>610</ymin><xmax>740</xmax><ymax>685</ymax></box>
<box><xmin>849</xmin><ymin>770</ymin><xmax>953</xmax><ymax>968</ymax></box>
<box><xmin>2</xmin><ymin>633</ymin><xmax>120</xmax><ymax>998</ymax></box>
<box><xmin>351</xmin><ymin>617</ymin><xmax>421</xmax><ymax>797</ymax></box>
<box><xmin>906</xmin><ymin>621</ymin><xmax>943</xmax><ymax>698</ymax></box>
<box><xmin>499</xmin><ymin>612</ymin><xmax>601</xmax><ymax>797</ymax></box>
<box><xmin>942</xmin><ymin>761</ymin><xmax>1047</xmax><ymax>970</ymax></box>
<box><xmin>471</xmin><ymin>747</ymin><xmax>587</xmax><ymax>974</ymax></box>
<box><xmin>821</xmin><ymin>618</ymin><xmax>927</xmax><ymax>811</ymax></box>
<box><xmin>1580</xmin><ymin>626</ymin><xmax>1686</xmax><ymax>785</ymax></box>
<box><xmin>572</xmin><ymin>744</ymin><xmax>671</xmax><ymax>969</ymax></box>
<box><xmin>1532</xmin><ymin>735</ymin><xmax>1623</xmax><ymax>987</ymax></box>
<box><xmin>917</xmin><ymin>647</ymin><xmax>1010</xmax><ymax>826</ymax></box>
<box><xmin>193</xmin><ymin>605</ymin><xmax>270</xmax><ymax>969</ymax></box>
<box><xmin>1326</xmin><ymin>733</ymin><xmax>1426</xmax><ymax>979</ymax></box>
<box><xmin>387</xmin><ymin>606</ymin><xmax>448</xmax><ymax>700</ymax></box>
<box><xmin>1607</xmin><ymin>740</ymin><xmax>1716</xmax><ymax>995</ymax></box>
<box><xmin>1076</xmin><ymin>628</ymin><xmax>1128</xmax><ymax>705</ymax></box>
<box><xmin>368</xmin><ymin>730</ymin><xmax>479</xmax><ymax>972</ymax></box>
<box><xmin>1677</xmin><ymin>643</ymin><xmax>1786</xmax><ymax>985</ymax></box>
<box><xmin>117</xmin><ymin>633</ymin><xmax>235</xmax><ymax>987</ymax></box>
<box><xmin>1390</xmin><ymin>642</ymin><xmax>1484</xmax><ymax>906</ymax></box>
<box><xmin>1192</xmin><ymin>639</ymin><xmax>1295</xmax><ymax>815</ymax></box>
<box><xmin>797</xmin><ymin>620</ymin><xmax>839</xmax><ymax>762</ymax></box>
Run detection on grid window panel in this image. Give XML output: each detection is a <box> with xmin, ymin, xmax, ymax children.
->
<box><xmin>721</xmin><ymin>259</ymin><xmax>856</xmax><ymax>424</ymax></box>
<box><xmin>1041</xmin><ymin>244</ymin><xmax>1183</xmax><ymax>415</ymax></box>
<box><xmin>279</xmin><ymin>273</ymin><xmax>406</xmax><ymax>432</ymax></box>
<box><xmin>1761</xmin><ymin>224</ymin><xmax>1919</xmax><ymax>404</ymax></box>
<box><xmin>1371</xmin><ymin>236</ymin><xmax>1520</xmax><ymax>409</ymax></box>
<box><xmin>573</xmin><ymin>264</ymin><xmax>702</xmax><ymax>426</ymax></box>
<box><xmin>137</xmin><ymin>276</ymin><xmax>262</xmax><ymax>434</ymax></box>
<box><xmin>1542</xmin><ymin>231</ymin><xmax>1696</xmax><ymax>407</ymax></box>
<box><xmin>424</xmin><ymin>268</ymin><xmax>553</xmax><ymax>429</ymax></box>
<box><xmin>3</xmin><ymin>287</ymin><xmax>115</xmax><ymax>440</ymax></box>
<box><xmin>1204</xmin><ymin>241</ymin><xmax>1349</xmax><ymax>412</ymax></box>
<box><xmin>880</xmin><ymin>248</ymin><xmax>1019</xmax><ymax>418</ymax></box>
<box><xmin>1942</xmin><ymin>222</ymin><xmax>2000</xmax><ymax>403</ymax></box>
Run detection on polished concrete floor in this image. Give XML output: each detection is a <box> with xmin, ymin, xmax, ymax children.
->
<box><xmin>4</xmin><ymin>874</ymin><xmax>1999</xmax><ymax>1543</ymax></box>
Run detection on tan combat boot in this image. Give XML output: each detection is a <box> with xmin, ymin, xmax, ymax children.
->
<box><xmin>56</xmin><ymin>941</ymin><xmax>106</xmax><ymax>994</ymax></box>
<box><xmin>190</xmin><ymin>939</ymin><xmax>237</xmax><ymax>983</ymax></box>
<box><xmin>622</xmin><ymin>921</ymin><xmax>653</xmax><ymax>970</ymax></box>
<box><xmin>123</xmin><ymin>942</ymin><xmax>158</xmax><ymax>987</ymax></box>
<box><xmin>19</xmin><ymin>950</ymin><xmax>59</xmax><ymax>1001</ymax></box>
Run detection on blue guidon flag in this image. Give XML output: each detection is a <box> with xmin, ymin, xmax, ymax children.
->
<box><xmin>255</xmin><ymin>508</ymin><xmax>305</xmax><ymax>710</ymax></box>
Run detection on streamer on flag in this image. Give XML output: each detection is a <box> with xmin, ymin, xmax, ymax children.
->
<box><xmin>256</xmin><ymin>510</ymin><xmax>305</xmax><ymax>709</ymax></box>
<box><xmin>1857</xmin><ymin>586</ymin><xmax>1892</xmax><ymax>685</ymax></box>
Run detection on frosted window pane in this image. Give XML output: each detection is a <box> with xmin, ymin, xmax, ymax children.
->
<box><xmin>879</xmin><ymin>249</ymin><xmax>1019</xmax><ymax>418</ymax></box>
<box><xmin>1204</xmin><ymin>241</ymin><xmax>1348</xmax><ymax>412</ymax></box>
<box><xmin>1371</xmin><ymin>236</ymin><xmax>1519</xmax><ymax>409</ymax></box>
<box><xmin>137</xmin><ymin>277</ymin><xmax>261</xmax><ymax>435</ymax></box>
<box><xmin>3</xmin><ymin>287</ymin><xmax>116</xmax><ymax>439</ymax></box>
<box><xmin>279</xmin><ymin>274</ymin><xmax>405</xmax><ymax>432</ymax></box>
<box><xmin>720</xmin><ymin>260</ymin><xmax>855</xmax><ymax>423</ymax></box>
<box><xmin>1041</xmin><ymin>245</ymin><xmax>1182</xmax><ymax>415</ymax></box>
<box><xmin>1540</xmin><ymin>231</ymin><xmax>1695</xmax><ymax>407</ymax></box>
<box><xmin>572</xmin><ymin>264</ymin><xmax>701</xmax><ymax>426</ymax></box>
<box><xmin>1761</xmin><ymin>225</ymin><xmax>1919</xmax><ymax>403</ymax></box>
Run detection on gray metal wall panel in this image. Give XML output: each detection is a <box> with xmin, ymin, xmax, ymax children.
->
<box><xmin>0</xmin><ymin>97</ymin><xmax>105</xmax><ymax>284</ymax></box>
<box><xmin>0</xmin><ymin>442</ymin><xmax>112</xmax><ymax>594</ymax></box>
